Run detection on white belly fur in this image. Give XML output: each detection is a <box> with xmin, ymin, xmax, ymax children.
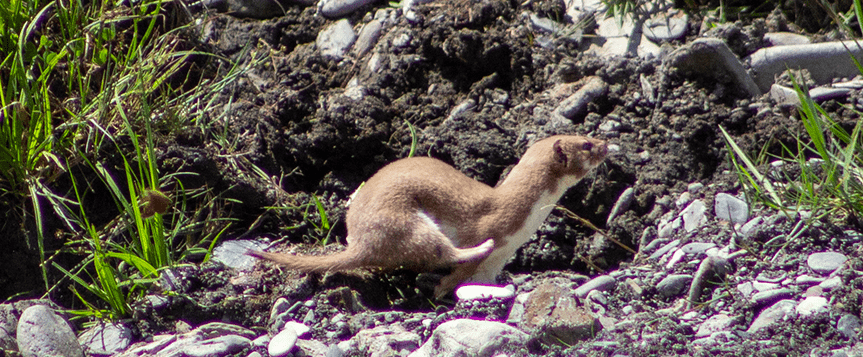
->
<box><xmin>470</xmin><ymin>180</ymin><xmax>575</xmax><ymax>282</ymax></box>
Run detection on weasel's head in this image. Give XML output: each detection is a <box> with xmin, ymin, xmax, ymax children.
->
<box><xmin>543</xmin><ymin>135</ymin><xmax>607</xmax><ymax>180</ymax></box>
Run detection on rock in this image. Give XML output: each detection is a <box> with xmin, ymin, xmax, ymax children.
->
<box><xmin>184</xmin><ymin>335</ymin><xmax>251</xmax><ymax>357</ymax></box>
<box><xmin>574</xmin><ymin>275</ymin><xmax>616</xmax><ymax>298</ymax></box>
<box><xmin>0</xmin><ymin>304</ymin><xmax>19</xmax><ymax>351</ymax></box>
<box><xmin>649</xmin><ymin>239</ymin><xmax>680</xmax><ymax>260</ymax></box>
<box><xmin>555</xmin><ymin>76</ymin><xmax>608</xmax><ymax>120</ymax></box>
<box><xmin>16</xmin><ymin>304</ymin><xmax>83</xmax><ymax>357</ymax></box>
<box><xmin>606</xmin><ymin>187</ymin><xmax>635</xmax><ymax>225</ymax></box>
<box><xmin>665</xmin><ymin>38</ymin><xmax>761</xmax><ymax>97</ymax></box>
<box><xmin>409</xmin><ymin>319</ymin><xmax>527</xmax><ymax>357</ymax></box>
<box><xmin>269</xmin><ymin>327</ymin><xmax>298</xmax><ymax>357</ymax></box>
<box><xmin>296</xmin><ymin>339</ymin><xmax>329</xmax><ymax>356</ymax></box>
<box><xmin>714</xmin><ymin>193</ymin><xmax>749</xmax><ymax>223</ymax></box>
<box><xmin>819</xmin><ymin>276</ymin><xmax>843</xmax><ymax>291</ymax></box>
<box><xmin>695</xmin><ymin>314</ymin><xmax>738</xmax><ymax>338</ymax></box>
<box><xmin>521</xmin><ymin>282</ymin><xmax>601</xmax><ymax>345</ymax></box>
<box><xmin>688</xmin><ymin>256</ymin><xmax>730</xmax><ymax>304</ymax></box>
<box><xmin>455</xmin><ymin>284</ymin><xmax>515</xmax><ymax>300</ymax></box>
<box><xmin>747</xmin><ymin>299</ymin><xmax>798</xmax><ymax>334</ymax></box>
<box><xmin>78</xmin><ymin>322</ymin><xmax>133</xmax><ymax>356</ymax></box>
<box><xmin>213</xmin><ymin>240</ymin><xmax>267</xmax><ymax>271</ymax></box>
<box><xmin>354</xmin><ymin>324</ymin><xmax>420</xmax><ymax>357</ymax></box>
<box><xmin>352</xmin><ymin>19</ymin><xmax>383</xmax><ymax>58</ymax></box>
<box><xmin>319</xmin><ymin>0</ymin><xmax>377</xmax><ymax>18</ymax></box>
<box><xmin>644</xmin><ymin>9</ymin><xmax>688</xmax><ymax>42</ymax></box>
<box><xmin>316</xmin><ymin>19</ymin><xmax>357</xmax><ymax>59</ymax></box>
<box><xmin>809</xmin><ymin>87</ymin><xmax>852</xmax><ymax>102</ymax></box>
<box><xmin>680</xmin><ymin>200</ymin><xmax>707</xmax><ymax>232</ymax></box>
<box><xmin>837</xmin><ymin>314</ymin><xmax>861</xmax><ymax>340</ymax></box>
<box><xmin>807</xmin><ymin>252</ymin><xmax>848</xmax><ymax>275</ymax></box>
<box><xmin>796</xmin><ymin>296</ymin><xmax>829</xmax><ymax>317</ymax></box>
<box><xmin>764</xmin><ymin>32</ymin><xmax>811</xmax><ymax>46</ymax></box>
<box><xmin>747</xmin><ymin>40</ymin><xmax>863</xmax><ymax>93</ymax></box>
<box><xmin>656</xmin><ymin>274</ymin><xmax>692</xmax><ymax>298</ymax></box>
<box><xmin>751</xmin><ymin>288</ymin><xmax>794</xmax><ymax>306</ymax></box>
<box><xmin>680</xmin><ymin>242</ymin><xmax>716</xmax><ymax>255</ymax></box>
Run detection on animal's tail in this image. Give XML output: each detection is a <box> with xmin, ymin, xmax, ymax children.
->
<box><xmin>245</xmin><ymin>247</ymin><xmax>362</xmax><ymax>273</ymax></box>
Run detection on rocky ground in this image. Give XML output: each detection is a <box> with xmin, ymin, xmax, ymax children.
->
<box><xmin>4</xmin><ymin>0</ymin><xmax>863</xmax><ymax>356</ymax></box>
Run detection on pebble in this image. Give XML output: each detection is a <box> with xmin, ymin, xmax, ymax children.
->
<box><xmin>747</xmin><ymin>40</ymin><xmax>863</xmax><ymax>93</ymax></box>
<box><xmin>316</xmin><ymin>19</ymin><xmax>357</xmax><ymax>59</ymax></box>
<box><xmin>606</xmin><ymin>187</ymin><xmax>635</xmax><ymax>225</ymax></box>
<box><xmin>675</xmin><ymin>191</ymin><xmax>692</xmax><ymax>209</ymax></box>
<box><xmin>747</xmin><ymin>299</ymin><xmax>798</xmax><ymax>334</ymax></box>
<box><xmin>681</xmin><ymin>242</ymin><xmax>716</xmax><ymax>255</ymax></box>
<box><xmin>574</xmin><ymin>275</ymin><xmax>616</xmax><ymax>298</ymax></box>
<box><xmin>212</xmin><ymin>240</ymin><xmax>267</xmax><ymax>270</ymax></box>
<box><xmin>408</xmin><ymin>319</ymin><xmax>527</xmax><ymax>357</ymax></box>
<box><xmin>819</xmin><ymin>276</ymin><xmax>843</xmax><ymax>291</ymax></box>
<box><xmin>184</xmin><ymin>335</ymin><xmax>251</xmax><ymax>357</ymax></box>
<box><xmin>751</xmin><ymin>288</ymin><xmax>794</xmax><ymax>306</ymax></box>
<box><xmin>665</xmin><ymin>37</ymin><xmax>761</xmax><ymax>97</ymax></box>
<box><xmin>796</xmin><ymin>296</ymin><xmax>829</xmax><ymax>317</ymax></box>
<box><xmin>319</xmin><ymin>0</ymin><xmax>377</xmax><ymax>18</ymax></box>
<box><xmin>16</xmin><ymin>305</ymin><xmax>83</xmax><ymax>357</ymax></box>
<box><xmin>807</xmin><ymin>252</ymin><xmax>848</xmax><ymax>275</ymax></box>
<box><xmin>352</xmin><ymin>19</ymin><xmax>383</xmax><ymax>57</ymax></box>
<box><xmin>714</xmin><ymin>193</ymin><xmax>749</xmax><ymax>223</ymax></box>
<box><xmin>649</xmin><ymin>239</ymin><xmax>680</xmax><ymax>260</ymax></box>
<box><xmin>837</xmin><ymin>314</ymin><xmax>861</xmax><ymax>340</ymax></box>
<box><xmin>555</xmin><ymin>76</ymin><xmax>608</xmax><ymax>120</ymax></box>
<box><xmin>455</xmin><ymin>284</ymin><xmax>515</xmax><ymax>300</ymax></box>
<box><xmin>695</xmin><ymin>313</ymin><xmax>737</xmax><ymax>338</ymax></box>
<box><xmin>521</xmin><ymin>282</ymin><xmax>601</xmax><ymax>345</ymax></box>
<box><xmin>269</xmin><ymin>327</ymin><xmax>298</xmax><ymax>357</ymax></box>
<box><xmin>352</xmin><ymin>324</ymin><xmax>420</xmax><ymax>356</ymax></box>
<box><xmin>656</xmin><ymin>274</ymin><xmax>692</xmax><ymax>298</ymax></box>
<box><xmin>644</xmin><ymin>9</ymin><xmax>688</xmax><ymax>42</ymax></box>
<box><xmin>77</xmin><ymin>322</ymin><xmax>133</xmax><ymax>355</ymax></box>
<box><xmin>764</xmin><ymin>32</ymin><xmax>811</xmax><ymax>46</ymax></box>
<box><xmin>680</xmin><ymin>200</ymin><xmax>707</xmax><ymax>232</ymax></box>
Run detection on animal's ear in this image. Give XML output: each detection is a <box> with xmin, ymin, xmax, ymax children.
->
<box><xmin>553</xmin><ymin>139</ymin><xmax>568</xmax><ymax>165</ymax></box>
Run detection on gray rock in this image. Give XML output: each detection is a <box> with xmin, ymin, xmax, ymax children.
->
<box><xmin>555</xmin><ymin>76</ymin><xmax>608</xmax><ymax>120</ymax></box>
<box><xmin>78</xmin><ymin>322</ymin><xmax>133</xmax><ymax>356</ymax></box>
<box><xmin>269</xmin><ymin>327</ymin><xmax>298</xmax><ymax>357</ymax></box>
<box><xmin>656</xmin><ymin>274</ymin><xmax>692</xmax><ymax>298</ymax></box>
<box><xmin>714</xmin><ymin>193</ymin><xmax>749</xmax><ymax>223</ymax></box>
<box><xmin>183</xmin><ymin>335</ymin><xmax>251</xmax><ymax>357</ymax></box>
<box><xmin>521</xmin><ymin>282</ymin><xmax>601</xmax><ymax>346</ymax></box>
<box><xmin>649</xmin><ymin>239</ymin><xmax>680</xmax><ymax>260</ymax></box>
<box><xmin>606</xmin><ymin>187</ymin><xmax>635</xmax><ymax>225</ymax></box>
<box><xmin>352</xmin><ymin>19</ymin><xmax>383</xmax><ymax>58</ymax></box>
<box><xmin>688</xmin><ymin>256</ymin><xmax>730</xmax><ymax>304</ymax></box>
<box><xmin>764</xmin><ymin>32</ymin><xmax>811</xmax><ymax>46</ymax></box>
<box><xmin>319</xmin><ymin>0</ymin><xmax>376</xmax><ymax>18</ymax></box>
<box><xmin>409</xmin><ymin>319</ymin><xmax>527</xmax><ymax>357</ymax></box>
<box><xmin>747</xmin><ymin>299</ymin><xmax>798</xmax><ymax>334</ymax></box>
<box><xmin>810</xmin><ymin>86</ymin><xmax>852</xmax><ymax>102</ymax></box>
<box><xmin>796</xmin><ymin>296</ymin><xmax>829</xmax><ymax>317</ymax></box>
<box><xmin>0</xmin><ymin>303</ymin><xmax>19</xmax><ymax>351</ymax></box>
<box><xmin>316</xmin><ymin>19</ymin><xmax>357</xmax><ymax>59</ymax></box>
<box><xmin>807</xmin><ymin>251</ymin><xmax>848</xmax><ymax>275</ymax></box>
<box><xmin>695</xmin><ymin>314</ymin><xmax>738</xmax><ymax>338</ymax></box>
<box><xmin>644</xmin><ymin>9</ymin><xmax>688</xmax><ymax>42</ymax></box>
<box><xmin>837</xmin><ymin>314</ymin><xmax>861</xmax><ymax>340</ymax></box>
<box><xmin>354</xmin><ymin>324</ymin><xmax>420</xmax><ymax>357</ymax></box>
<box><xmin>213</xmin><ymin>240</ymin><xmax>267</xmax><ymax>270</ymax></box>
<box><xmin>680</xmin><ymin>200</ymin><xmax>707</xmax><ymax>232</ymax></box>
<box><xmin>680</xmin><ymin>242</ymin><xmax>717</xmax><ymax>255</ymax></box>
<box><xmin>455</xmin><ymin>284</ymin><xmax>515</xmax><ymax>301</ymax></box>
<box><xmin>747</xmin><ymin>40</ymin><xmax>863</xmax><ymax>93</ymax></box>
<box><xmin>751</xmin><ymin>288</ymin><xmax>794</xmax><ymax>306</ymax></box>
<box><xmin>665</xmin><ymin>38</ymin><xmax>761</xmax><ymax>97</ymax></box>
<box><xmin>574</xmin><ymin>275</ymin><xmax>616</xmax><ymax>298</ymax></box>
<box><xmin>16</xmin><ymin>305</ymin><xmax>83</xmax><ymax>357</ymax></box>
<box><xmin>296</xmin><ymin>339</ymin><xmax>329</xmax><ymax>356</ymax></box>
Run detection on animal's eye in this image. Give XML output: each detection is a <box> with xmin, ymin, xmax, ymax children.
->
<box><xmin>581</xmin><ymin>142</ymin><xmax>593</xmax><ymax>151</ymax></box>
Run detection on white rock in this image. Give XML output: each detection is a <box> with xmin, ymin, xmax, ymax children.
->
<box><xmin>316</xmin><ymin>19</ymin><xmax>357</xmax><ymax>59</ymax></box>
<box><xmin>408</xmin><ymin>319</ymin><xmax>527</xmax><ymax>357</ymax></box>
<box><xmin>456</xmin><ymin>284</ymin><xmax>515</xmax><ymax>300</ymax></box>
<box><xmin>714</xmin><ymin>193</ymin><xmax>749</xmax><ymax>223</ymax></box>
<box><xmin>796</xmin><ymin>296</ymin><xmax>829</xmax><ymax>317</ymax></box>
<box><xmin>268</xmin><ymin>327</ymin><xmax>298</xmax><ymax>357</ymax></box>
<box><xmin>680</xmin><ymin>200</ymin><xmax>707</xmax><ymax>232</ymax></box>
<box><xmin>16</xmin><ymin>305</ymin><xmax>84</xmax><ymax>357</ymax></box>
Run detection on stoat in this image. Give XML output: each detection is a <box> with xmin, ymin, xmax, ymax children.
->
<box><xmin>249</xmin><ymin>135</ymin><xmax>608</xmax><ymax>298</ymax></box>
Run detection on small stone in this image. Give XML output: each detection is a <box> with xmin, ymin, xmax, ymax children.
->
<box><xmin>649</xmin><ymin>239</ymin><xmax>680</xmax><ymax>260</ymax></box>
<box><xmin>408</xmin><ymin>319</ymin><xmax>527</xmax><ymax>357</ymax></box>
<box><xmin>837</xmin><ymin>314</ymin><xmax>861</xmax><ymax>340</ymax></box>
<box><xmin>269</xmin><ymin>327</ymin><xmax>298</xmax><ymax>357</ymax></box>
<box><xmin>675</xmin><ymin>192</ymin><xmax>692</xmax><ymax>209</ymax></box>
<box><xmin>320</xmin><ymin>0</ymin><xmax>377</xmax><ymax>18</ymax></box>
<box><xmin>354</xmin><ymin>324</ymin><xmax>420</xmax><ymax>357</ymax></box>
<box><xmin>456</xmin><ymin>284</ymin><xmax>515</xmax><ymax>300</ymax></box>
<box><xmin>714</xmin><ymin>193</ymin><xmax>749</xmax><ymax>223</ymax></box>
<box><xmin>807</xmin><ymin>252</ymin><xmax>848</xmax><ymax>275</ymax></box>
<box><xmin>78</xmin><ymin>322</ymin><xmax>133</xmax><ymax>355</ymax></box>
<box><xmin>316</xmin><ymin>19</ymin><xmax>357</xmax><ymax>59</ymax></box>
<box><xmin>352</xmin><ymin>19</ymin><xmax>382</xmax><ymax>57</ymax></box>
<box><xmin>656</xmin><ymin>274</ymin><xmax>692</xmax><ymax>298</ymax></box>
<box><xmin>555</xmin><ymin>76</ymin><xmax>608</xmax><ymax>120</ymax></box>
<box><xmin>680</xmin><ymin>242</ymin><xmax>716</xmax><ymax>255</ymax></box>
<box><xmin>285</xmin><ymin>322</ymin><xmax>310</xmax><ymax>337</ymax></box>
<box><xmin>666</xmin><ymin>38</ymin><xmax>761</xmax><ymax>97</ymax></box>
<box><xmin>747</xmin><ymin>299</ymin><xmax>798</xmax><ymax>334</ymax></box>
<box><xmin>606</xmin><ymin>187</ymin><xmax>635</xmax><ymax>225</ymax></box>
<box><xmin>680</xmin><ymin>200</ymin><xmax>707</xmax><ymax>232</ymax></box>
<box><xmin>183</xmin><ymin>335</ymin><xmax>251</xmax><ymax>357</ymax></box>
<box><xmin>751</xmin><ymin>288</ymin><xmax>794</xmax><ymax>306</ymax></box>
<box><xmin>819</xmin><ymin>276</ymin><xmax>843</xmax><ymax>291</ymax></box>
<box><xmin>764</xmin><ymin>32</ymin><xmax>811</xmax><ymax>46</ymax></box>
<box><xmin>695</xmin><ymin>314</ymin><xmax>737</xmax><ymax>338</ymax></box>
<box><xmin>796</xmin><ymin>296</ymin><xmax>829</xmax><ymax>317</ymax></box>
<box><xmin>213</xmin><ymin>240</ymin><xmax>267</xmax><ymax>270</ymax></box>
<box><xmin>574</xmin><ymin>275</ymin><xmax>616</xmax><ymax>298</ymax></box>
<box><xmin>17</xmin><ymin>305</ymin><xmax>84</xmax><ymax>357</ymax></box>
<box><xmin>644</xmin><ymin>9</ymin><xmax>688</xmax><ymax>42</ymax></box>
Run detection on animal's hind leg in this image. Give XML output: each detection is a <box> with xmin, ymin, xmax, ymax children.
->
<box><xmin>450</xmin><ymin>239</ymin><xmax>494</xmax><ymax>264</ymax></box>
